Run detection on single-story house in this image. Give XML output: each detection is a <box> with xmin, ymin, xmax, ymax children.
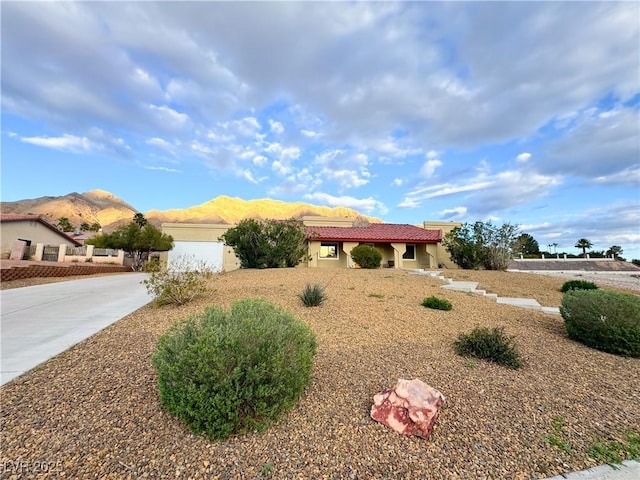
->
<box><xmin>0</xmin><ymin>214</ymin><xmax>82</xmax><ymax>259</ymax></box>
<box><xmin>161</xmin><ymin>216</ymin><xmax>461</xmax><ymax>271</ymax></box>
<box><xmin>305</xmin><ymin>223</ymin><xmax>442</xmax><ymax>269</ymax></box>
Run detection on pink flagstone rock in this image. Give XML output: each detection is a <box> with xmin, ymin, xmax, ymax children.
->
<box><xmin>370</xmin><ymin>378</ymin><xmax>445</xmax><ymax>439</ymax></box>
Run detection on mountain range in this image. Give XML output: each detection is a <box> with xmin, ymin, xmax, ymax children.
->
<box><xmin>0</xmin><ymin>190</ymin><xmax>380</xmax><ymax>231</ymax></box>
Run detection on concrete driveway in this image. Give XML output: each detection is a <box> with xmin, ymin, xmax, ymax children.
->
<box><xmin>1</xmin><ymin>273</ymin><xmax>151</xmax><ymax>386</ymax></box>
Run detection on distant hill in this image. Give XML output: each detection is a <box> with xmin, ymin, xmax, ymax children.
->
<box><xmin>0</xmin><ymin>190</ymin><xmax>137</xmax><ymax>230</ymax></box>
<box><xmin>1</xmin><ymin>190</ymin><xmax>381</xmax><ymax>231</ymax></box>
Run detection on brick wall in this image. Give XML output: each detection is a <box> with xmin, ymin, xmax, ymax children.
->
<box><xmin>1</xmin><ymin>263</ymin><xmax>130</xmax><ymax>282</ymax></box>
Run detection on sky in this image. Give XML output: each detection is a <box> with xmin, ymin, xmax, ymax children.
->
<box><xmin>2</xmin><ymin>1</ymin><xmax>639</xmax><ymax>259</ymax></box>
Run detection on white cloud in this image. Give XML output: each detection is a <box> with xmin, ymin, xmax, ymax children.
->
<box><xmin>269</xmin><ymin>119</ymin><xmax>284</xmax><ymax>134</ymax></box>
<box><xmin>144</xmin><ymin>165</ymin><xmax>181</xmax><ymax>173</ymax></box>
<box><xmin>272</xmin><ymin>160</ymin><xmax>292</xmax><ymax>176</ymax></box>
<box><xmin>323</xmin><ymin>168</ymin><xmax>370</xmax><ymax>189</ymax></box>
<box><xmin>148</xmin><ymin>104</ymin><xmax>189</xmax><ymax>130</ymax></box>
<box><xmin>253</xmin><ymin>155</ymin><xmax>268</xmax><ymax>166</ymax></box>
<box><xmin>146</xmin><ymin>137</ymin><xmax>175</xmax><ymax>152</ymax></box>
<box><xmin>392</xmin><ymin>178</ymin><xmax>404</xmax><ymax>186</ymax></box>
<box><xmin>301</xmin><ymin>129</ymin><xmax>321</xmax><ymax>138</ymax></box>
<box><xmin>439</xmin><ymin>206</ymin><xmax>467</xmax><ymax>219</ymax></box>
<box><xmin>516</xmin><ymin>152</ymin><xmax>531</xmax><ymax>163</ymax></box>
<box><xmin>305</xmin><ymin>192</ymin><xmax>388</xmax><ymax>214</ymax></box>
<box><xmin>21</xmin><ymin>134</ymin><xmax>93</xmax><ymax>152</ymax></box>
<box><xmin>236</xmin><ymin>168</ymin><xmax>264</xmax><ymax>184</ymax></box>
<box><xmin>420</xmin><ymin>158</ymin><xmax>443</xmax><ymax>178</ymax></box>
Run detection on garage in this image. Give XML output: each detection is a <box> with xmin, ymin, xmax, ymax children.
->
<box><xmin>167</xmin><ymin>240</ymin><xmax>224</xmax><ymax>272</ymax></box>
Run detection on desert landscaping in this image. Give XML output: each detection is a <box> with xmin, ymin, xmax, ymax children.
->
<box><xmin>1</xmin><ymin>268</ymin><xmax>639</xmax><ymax>479</ymax></box>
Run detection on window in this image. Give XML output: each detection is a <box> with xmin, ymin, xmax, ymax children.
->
<box><xmin>402</xmin><ymin>244</ymin><xmax>416</xmax><ymax>260</ymax></box>
<box><xmin>319</xmin><ymin>242</ymin><xmax>339</xmax><ymax>259</ymax></box>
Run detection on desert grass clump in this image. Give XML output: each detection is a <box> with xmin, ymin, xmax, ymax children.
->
<box><xmin>299</xmin><ymin>283</ymin><xmax>326</xmax><ymax>307</ymax></box>
<box><xmin>560</xmin><ymin>289</ymin><xmax>640</xmax><ymax>357</ymax></box>
<box><xmin>142</xmin><ymin>255</ymin><xmax>214</xmax><ymax>306</ymax></box>
<box><xmin>560</xmin><ymin>279</ymin><xmax>598</xmax><ymax>293</ymax></box>
<box><xmin>421</xmin><ymin>296</ymin><xmax>453</xmax><ymax>311</ymax></box>
<box><xmin>454</xmin><ymin>326</ymin><xmax>523</xmax><ymax>369</ymax></box>
<box><xmin>152</xmin><ymin>299</ymin><xmax>317</xmax><ymax>440</ymax></box>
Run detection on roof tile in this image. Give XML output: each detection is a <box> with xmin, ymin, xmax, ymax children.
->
<box><xmin>307</xmin><ymin>224</ymin><xmax>442</xmax><ymax>243</ymax></box>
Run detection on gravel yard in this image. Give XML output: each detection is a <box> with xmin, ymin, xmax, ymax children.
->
<box><xmin>1</xmin><ymin>268</ymin><xmax>639</xmax><ymax>479</ymax></box>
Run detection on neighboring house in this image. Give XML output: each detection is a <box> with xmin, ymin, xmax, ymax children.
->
<box><xmin>0</xmin><ymin>214</ymin><xmax>82</xmax><ymax>259</ymax></box>
<box><xmin>161</xmin><ymin>216</ymin><xmax>461</xmax><ymax>271</ymax></box>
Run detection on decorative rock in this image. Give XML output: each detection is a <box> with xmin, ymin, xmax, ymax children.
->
<box><xmin>370</xmin><ymin>378</ymin><xmax>445</xmax><ymax>439</ymax></box>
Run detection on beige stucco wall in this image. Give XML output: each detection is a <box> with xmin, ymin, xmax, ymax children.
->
<box><xmin>302</xmin><ymin>216</ymin><xmax>355</xmax><ymax>227</ymax></box>
<box><xmin>0</xmin><ymin>221</ymin><xmax>77</xmax><ymax>258</ymax></box>
<box><xmin>423</xmin><ymin>221</ymin><xmax>462</xmax><ymax>269</ymax></box>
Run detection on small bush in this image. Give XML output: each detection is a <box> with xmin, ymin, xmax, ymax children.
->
<box><xmin>560</xmin><ymin>279</ymin><xmax>598</xmax><ymax>293</ymax></box>
<box><xmin>421</xmin><ymin>296</ymin><xmax>452</xmax><ymax>311</ymax></box>
<box><xmin>152</xmin><ymin>299</ymin><xmax>317</xmax><ymax>439</ymax></box>
<box><xmin>560</xmin><ymin>289</ymin><xmax>640</xmax><ymax>357</ymax></box>
<box><xmin>350</xmin><ymin>244</ymin><xmax>382</xmax><ymax>269</ymax></box>
<box><xmin>299</xmin><ymin>283</ymin><xmax>326</xmax><ymax>307</ymax></box>
<box><xmin>454</xmin><ymin>326</ymin><xmax>523</xmax><ymax>369</ymax></box>
<box><xmin>142</xmin><ymin>255</ymin><xmax>214</xmax><ymax>306</ymax></box>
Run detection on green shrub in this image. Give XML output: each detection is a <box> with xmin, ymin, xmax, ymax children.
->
<box><xmin>421</xmin><ymin>296</ymin><xmax>452</xmax><ymax>311</ymax></box>
<box><xmin>152</xmin><ymin>299</ymin><xmax>317</xmax><ymax>439</ymax></box>
<box><xmin>351</xmin><ymin>244</ymin><xmax>382</xmax><ymax>269</ymax></box>
<box><xmin>299</xmin><ymin>283</ymin><xmax>326</xmax><ymax>307</ymax></box>
<box><xmin>142</xmin><ymin>255</ymin><xmax>214</xmax><ymax>306</ymax></box>
<box><xmin>560</xmin><ymin>290</ymin><xmax>640</xmax><ymax>357</ymax></box>
<box><xmin>560</xmin><ymin>279</ymin><xmax>598</xmax><ymax>293</ymax></box>
<box><xmin>454</xmin><ymin>326</ymin><xmax>522</xmax><ymax>369</ymax></box>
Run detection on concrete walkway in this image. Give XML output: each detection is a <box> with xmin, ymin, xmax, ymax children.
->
<box><xmin>409</xmin><ymin>269</ymin><xmax>561</xmax><ymax>314</ymax></box>
<box><xmin>1</xmin><ymin>273</ymin><xmax>151</xmax><ymax>386</ymax></box>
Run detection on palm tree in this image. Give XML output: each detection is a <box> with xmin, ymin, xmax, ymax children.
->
<box><xmin>575</xmin><ymin>238</ymin><xmax>593</xmax><ymax>258</ymax></box>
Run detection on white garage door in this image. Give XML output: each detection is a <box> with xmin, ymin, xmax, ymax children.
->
<box><xmin>168</xmin><ymin>241</ymin><xmax>224</xmax><ymax>272</ymax></box>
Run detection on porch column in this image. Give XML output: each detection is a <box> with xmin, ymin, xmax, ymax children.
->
<box><xmin>342</xmin><ymin>242</ymin><xmax>359</xmax><ymax>268</ymax></box>
<box><xmin>307</xmin><ymin>241</ymin><xmax>320</xmax><ymax>267</ymax></box>
<box><xmin>425</xmin><ymin>244</ymin><xmax>438</xmax><ymax>268</ymax></box>
<box><xmin>390</xmin><ymin>243</ymin><xmax>406</xmax><ymax>269</ymax></box>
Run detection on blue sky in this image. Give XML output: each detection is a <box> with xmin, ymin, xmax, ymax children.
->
<box><xmin>2</xmin><ymin>1</ymin><xmax>639</xmax><ymax>259</ymax></box>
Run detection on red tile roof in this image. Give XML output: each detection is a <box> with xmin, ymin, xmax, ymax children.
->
<box><xmin>0</xmin><ymin>214</ymin><xmax>82</xmax><ymax>246</ymax></box>
<box><xmin>307</xmin><ymin>224</ymin><xmax>442</xmax><ymax>243</ymax></box>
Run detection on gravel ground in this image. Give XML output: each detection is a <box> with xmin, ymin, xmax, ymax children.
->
<box><xmin>1</xmin><ymin>268</ymin><xmax>639</xmax><ymax>479</ymax></box>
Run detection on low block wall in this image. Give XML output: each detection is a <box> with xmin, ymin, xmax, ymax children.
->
<box><xmin>1</xmin><ymin>262</ymin><xmax>130</xmax><ymax>282</ymax></box>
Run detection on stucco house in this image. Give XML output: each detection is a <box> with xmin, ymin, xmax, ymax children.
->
<box><xmin>0</xmin><ymin>214</ymin><xmax>82</xmax><ymax>259</ymax></box>
<box><xmin>305</xmin><ymin>223</ymin><xmax>442</xmax><ymax>269</ymax></box>
<box><xmin>161</xmin><ymin>216</ymin><xmax>460</xmax><ymax>271</ymax></box>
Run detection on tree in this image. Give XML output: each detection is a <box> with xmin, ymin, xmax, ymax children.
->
<box><xmin>574</xmin><ymin>238</ymin><xmax>593</xmax><ymax>258</ymax></box>
<box><xmin>442</xmin><ymin>221</ymin><xmax>519</xmax><ymax>270</ymax></box>
<box><xmin>606</xmin><ymin>245</ymin><xmax>624</xmax><ymax>260</ymax></box>
<box><xmin>133</xmin><ymin>212</ymin><xmax>148</xmax><ymax>228</ymax></box>
<box><xmin>513</xmin><ymin>233</ymin><xmax>540</xmax><ymax>255</ymax></box>
<box><xmin>56</xmin><ymin>217</ymin><xmax>74</xmax><ymax>232</ymax></box>
<box><xmin>86</xmin><ymin>214</ymin><xmax>173</xmax><ymax>271</ymax></box>
<box><xmin>80</xmin><ymin>221</ymin><xmax>101</xmax><ymax>232</ymax></box>
<box><xmin>220</xmin><ymin>218</ymin><xmax>308</xmax><ymax>269</ymax></box>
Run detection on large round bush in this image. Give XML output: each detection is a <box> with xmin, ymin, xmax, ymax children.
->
<box><xmin>560</xmin><ymin>290</ymin><xmax>640</xmax><ymax>357</ymax></box>
<box><xmin>350</xmin><ymin>244</ymin><xmax>382</xmax><ymax>269</ymax></box>
<box><xmin>151</xmin><ymin>299</ymin><xmax>317</xmax><ymax>439</ymax></box>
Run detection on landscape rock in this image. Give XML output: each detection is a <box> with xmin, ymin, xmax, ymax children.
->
<box><xmin>371</xmin><ymin>378</ymin><xmax>445</xmax><ymax>439</ymax></box>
